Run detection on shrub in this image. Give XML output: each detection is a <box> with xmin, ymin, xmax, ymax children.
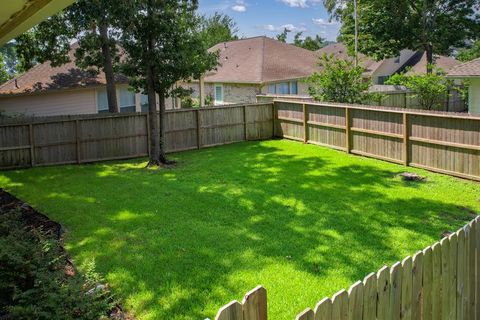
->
<box><xmin>0</xmin><ymin>210</ymin><xmax>113</xmax><ymax>319</ymax></box>
<box><xmin>305</xmin><ymin>54</ymin><xmax>373</xmax><ymax>104</ymax></box>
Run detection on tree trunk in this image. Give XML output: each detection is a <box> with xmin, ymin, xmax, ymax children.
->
<box><xmin>99</xmin><ymin>22</ymin><xmax>119</xmax><ymax>113</ymax></box>
<box><xmin>146</xmin><ymin>65</ymin><xmax>161</xmax><ymax>166</ymax></box>
<box><xmin>425</xmin><ymin>43</ymin><xmax>434</xmax><ymax>74</ymax></box>
<box><xmin>158</xmin><ymin>89</ymin><xmax>175</xmax><ymax>164</ymax></box>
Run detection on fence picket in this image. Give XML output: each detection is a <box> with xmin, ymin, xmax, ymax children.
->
<box><xmin>377</xmin><ymin>266</ymin><xmax>390</xmax><ymax>320</ymax></box>
<box><xmin>440</xmin><ymin>237</ymin><xmax>450</xmax><ymax>320</ymax></box>
<box><xmin>401</xmin><ymin>256</ymin><xmax>413</xmax><ymax>320</ymax></box>
<box><xmin>476</xmin><ymin>217</ymin><xmax>480</xmax><ymax>319</ymax></box>
<box><xmin>468</xmin><ymin>221</ymin><xmax>476</xmax><ymax>319</ymax></box>
<box><xmin>449</xmin><ymin>233</ymin><xmax>458</xmax><ymax>319</ymax></box>
<box><xmin>215</xmin><ymin>300</ymin><xmax>244</xmax><ymax>320</ymax></box>
<box><xmin>331</xmin><ymin>289</ymin><xmax>348</xmax><ymax>320</ymax></box>
<box><xmin>241</xmin><ymin>286</ymin><xmax>267</xmax><ymax>320</ymax></box>
<box><xmin>423</xmin><ymin>246</ymin><xmax>433</xmax><ymax>320</ymax></box>
<box><xmin>432</xmin><ymin>242</ymin><xmax>442</xmax><ymax>319</ymax></box>
<box><xmin>457</xmin><ymin>228</ymin><xmax>466</xmax><ymax>320</ymax></box>
<box><xmin>411</xmin><ymin>251</ymin><xmax>423</xmax><ymax>320</ymax></box>
<box><xmin>296</xmin><ymin>308</ymin><xmax>314</xmax><ymax>320</ymax></box>
<box><xmin>314</xmin><ymin>298</ymin><xmax>332</xmax><ymax>320</ymax></box>
<box><xmin>390</xmin><ymin>262</ymin><xmax>402</xmax><ymax>320</ymax></box>
<box><xmin>362</xmin><ymin>273</ymin><xmax>377</xmax><ymax>320</ymax></box>
<box><xmin>347</xmin><ymin>281</ymin><xmax>363</xmax><ymax>320</ymax></box>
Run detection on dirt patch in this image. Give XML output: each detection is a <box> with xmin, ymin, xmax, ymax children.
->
<box><xmin>0</xmin><ymin>189</ymin><xmax>134</xmax><ymax>320</ymax></box>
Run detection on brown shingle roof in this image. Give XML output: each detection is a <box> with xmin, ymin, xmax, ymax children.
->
<box><xmin>205</xmin><ymin>36</ymin><xmax>321</xmax><ymax>83</ymax></box>
<box><xmin>0</xmin><ymin>48</ymin><xmax>128</xmax><ymax>96</ymax></box>
<box><xmin>448</xmin><ymin>58</ymin><xmax>480</xmax><ymax>77</ymax></box>
<box><xmin>404</xmin><ymin>52</ymin><xmax>460</xmax><ymax>75</ymax></box>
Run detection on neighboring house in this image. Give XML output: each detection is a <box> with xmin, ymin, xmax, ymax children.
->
<box><xmin>448</xmin><ymin>58</ymin><xmax>480</xmax><ymax>114</ymax></box>
<box><xmin>317</xmin><ymin>43</ymin><xmax>460</xmax><ymax>85</ymax></box>
<box><xmin>0</xmin><ymin>49</ymin><xmax>179</xmax><ymax>117</ymax></box>
<box><xmin>189</xmin><ymin>36</ymin><xmax>321</xmax><ymax>105</ymax></box>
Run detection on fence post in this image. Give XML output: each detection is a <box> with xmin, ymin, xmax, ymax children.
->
<box><xmin>28</xmin><ymin>124</ymin><xmax>35</xmax><ymax>167</ymax></box>
<box><xmin>303</xmin><ymin>103</ymin><xmax>308</xmax><ymax>144</ymax></box>
<box><xmin>75</xmin><ymin>120</ymin><xmax>81</xmax><ymax>163</ymax></box>
<box><xmin>403</xmin><ymin>112</ymin><xmax>409</xmax><ymax>166</ymax></box>
<box><xmin>271</xmin><ymin>102</ymin><xmax>276</xmax><ymax>138</ymax></box>
<box><xmin>196</xmin><ymin>108</ymin><xmax>201</xmax><ymax>149</ymax></box>
<box><xmin>404</xmin><ymin>92</ymin><xmax>408</xmax><ymax>108</ymax></box>
<box><xmin>243</xmin><ymin>104</ymin><xmax>248</xmax><ymax>141</ymax></box>
<box><xmin>345</xmin><ymin>107</ymin><xmax>351</xmax><ymax>153</ymax></box>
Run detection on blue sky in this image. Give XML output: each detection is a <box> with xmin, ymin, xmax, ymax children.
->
<box><xmin>198</xmin><ymin>0</ymin><xmax>341</xmax><ymax>42</ymax></box>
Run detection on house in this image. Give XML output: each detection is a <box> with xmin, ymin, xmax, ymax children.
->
<box><xmin>189</xmin><ymin>36</ymin><xmax>321</xmax><ymax>105</ymax></box>
<box><xmin>0</xmin><ymin>48</ymin><xmax>184</xmax><ymax>116</ymax></box>
<box><xmin>448</xmin><ymin>58</ymin><xmax>480</xmax><ymax>114</ymax></box>
<box><xmin>317</xmin><ymin>43</ymin><xmax>460</xmax><ymax>84</ymax></box>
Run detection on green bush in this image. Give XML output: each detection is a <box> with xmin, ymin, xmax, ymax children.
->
<box><xmin>0</xmin><ymin>210</ymin><xmax>113</xmax><ymax>320</ymax></box>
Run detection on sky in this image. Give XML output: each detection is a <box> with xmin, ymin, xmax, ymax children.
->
<box><xmin>198</xmin><ymin>0</ymin><xmax>341</xmax><ymax>42</ymax></box>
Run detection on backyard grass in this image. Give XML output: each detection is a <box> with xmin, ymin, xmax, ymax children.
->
<box><xmin>1</xmin><ymin>139</ymin><xmax>479</xmax><ymax>320</ymax></box>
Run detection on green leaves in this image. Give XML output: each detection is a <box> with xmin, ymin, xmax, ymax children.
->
<box><xmin>385</xmin><ymin>66</ymin><xmax>449</xmax><ymax>110</ymax></box>
<box><xmin>305</xmin><ymin>54</ymin><xmax>372</xmax><ymax>104</ymax></box>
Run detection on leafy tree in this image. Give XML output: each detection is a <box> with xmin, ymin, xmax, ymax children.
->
<box><xmin>276</xmin><ymin>28</ymin><xmax>290</xmax><ymax>43</ymax></box>
<box><xmin>385</xmin><ymin>67</ymin><xmax>449</xmax><ymax>110</ymax></box>
<box><xmin>325</xmin><ymin>0</ymin><xmax>480</xmax><ymax>73</ymax></box>
<box><xmin>117</xmin><ymin>0</ymin><xmax>218</xmax><ymax>166</ymax></box>
<box><xmin>199</xmin><ymin>12</ymin><xmax>238</xmax><ymax>48</ymax></box>
<box><xmin>0</xmin><ymin>42</ymin><xmax>19</xmax><ymax>76</ymax></box>
<box><xmin>457</xmin><ymin>41</ymin><xmax>480</xmax><ymax>62</ymax></box>
<box><xmin>14</xmin><ymin>0</ymin><xmax>121</xmax><ymax>112</ymax></box>
<box><xmin>306</xmin><ymin>54</ymin><xmax>372</xmax><ymax>103</ymax></box>
<box><xmin>293</xmin><ymin>32</ymin><xmax>326</xmax><ymax>51</ymax></box>
<box><xmin>0</xmin><ymin>54</ymin><xmax>9</xmax><ymax>84</ymax></box>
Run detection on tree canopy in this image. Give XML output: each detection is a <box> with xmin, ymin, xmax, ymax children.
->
<box><xmin>199</xmin><ymin>12</ymin><xmax>238</xmax><ymax>48</ymax></box>
<box><xmin>457</xmin><ymin>41</ymin><xmax>480</xmax><ymax>62</ymax></box>
<box><xmin>293</xmin><ymin>32</ymin><xmax>326</xmax><ymax>51</ymax></box>
<box><xmin>325</xmin><ymin>0</ymin><xmax>480</xmax><ymax>72</ymax></box>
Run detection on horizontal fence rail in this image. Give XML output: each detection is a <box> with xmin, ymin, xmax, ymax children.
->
<box><xmin>0</xmin><ymin>103</ymin><xmax>274</xmax><ymax>169</ymax></box>
<box><xmin>273</xmin><ymin>100</ymin><xmax>480</xmax><ymax>181</ymax></box>
<box><xmin>215</xmin><ymin>217</ymin><xmax>480</xmax><ymax>320</ymax></box>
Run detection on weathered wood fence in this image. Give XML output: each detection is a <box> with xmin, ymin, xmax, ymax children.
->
<box><xmin>273</xmin><ymin>100</ymin><xmax>480</xmax><ymax>181</ymax></box>
<box><xmin>0</xmin><ymin>103</ymin><xmax>273</xmax><ymax>169</ymax></box>
<box><xmin>215</xmin><ymin>216</ymin><xmax>480</xmax><ymax>320</ymax></box>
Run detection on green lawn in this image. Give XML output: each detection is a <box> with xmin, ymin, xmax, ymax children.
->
<box><xmin>1</xmin><ymin>140</ymin><xmax>479</xmax><ymax>320</ymax></box>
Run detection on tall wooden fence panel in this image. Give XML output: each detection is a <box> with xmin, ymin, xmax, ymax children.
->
<box><xmin>0</xmin><ymin>103</ymin><xmax>274</xmax><ymax>169</ymax></box>
<box><xmin>214</xmin><ymin>217</ymin><xmax>480</xmax><ymax>320</ymax></box>
<box><xmin>274</xmin><ymin>100</ymin><xmax>480</xmax><ymax>181</ymax></box>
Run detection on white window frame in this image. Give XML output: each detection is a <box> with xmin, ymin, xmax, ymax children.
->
<box><xmin>214</xmin><ymin>84</ymin><xmax>224</xmax><ymax>105</ymax></box>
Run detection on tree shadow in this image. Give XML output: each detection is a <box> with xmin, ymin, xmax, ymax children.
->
<box><xmin>1</xmin><ymin>140</ymin><xmax>479</xmax><ymax>320</ymax></box>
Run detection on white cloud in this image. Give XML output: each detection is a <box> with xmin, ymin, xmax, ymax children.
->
<box><xmin>231</xmin><ymin>0</ymin><xmax>247</xmax><ymax>12</ymax></box>
<box><xmin>262</xmin><ymin>23</ymin><xmax>307</xmax><ymax>32</ymax></box>
<box><xmin>280</xmin><ymin>0</ymin><xmax>323</xmax><ymax>8</ymax></box>
<box><xmin>312</xmin><ymin>18</ymin><xmax>337</xmax><ymax>26</ymax></box>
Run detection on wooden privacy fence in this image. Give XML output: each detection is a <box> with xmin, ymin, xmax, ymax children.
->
<box><xmin>215</xmin><ymin>217</ymin><xmax>480</xmax><ymax>320</ymax></box>
<box><xmin>0</xmin><ymin>103</ymin><xmax>273</xmax><ymax>169</ymax></box>
<box><xmin>273</xmin><ymin>100</ymin><xmax>480</xmax><ymax>181</ymax></box>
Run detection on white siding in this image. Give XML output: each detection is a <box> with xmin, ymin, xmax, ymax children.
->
<box><xmin>0</xmin><ymin>89</ymin><xmax>96</xmax><ymax>116</ymax></box>
<box><xmin>469</xmin><ymin>78</ymin><xmax>480</xmax><ymax>115</ymax></box>
<box><xmin>371</xmin><ymin>49</ymin><xmax>417</xmax><ymax>84</ymax></box>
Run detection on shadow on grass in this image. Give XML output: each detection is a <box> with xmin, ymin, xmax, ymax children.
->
<box><xmin>1</xmin><ymin>140</ymin><xmax>478</xmax><ymax>320</ymax></box>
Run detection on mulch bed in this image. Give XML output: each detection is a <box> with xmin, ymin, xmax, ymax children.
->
<box><xmin>0</xmin><ymin>189</ymin><xmax>133</xmax><ymax>320</ymax></box>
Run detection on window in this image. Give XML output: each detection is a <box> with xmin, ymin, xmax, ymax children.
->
<box><xmin>290</xmin><ymin>82</ymin><xmax>298</xmax><ymax>95</ymax></box>
<box><xmin>214</xmin><ymin>84</ymin><xmax>224</xmax><ymax>105</ymax></box>
<box><xmin>96</xmin><ymin>90</ymin><xmax>109</xmax><ymax>113</ymax></box>
<box><xmin>394</xmin><ymin>56</ymin><xmax>400</xmax><ymax>64</ymax></box>
<box><xmin>119</xmin><ymin>88</ymin><xmax>136</xmax><ymax>113</ymax></box>
<box><xmin>377</xmin><ymin>76</ymin><xmax>389</xmax><ymax>85</ymax></box>
<box><xmin>140</xmin><ymin>94</ymin><xmax>149</xmax><ymax>113</ymax></box>
<box><xmin>267</xmin><ymin>81</ymin><xmax>299</xmax><ymax>95</ymax></box>
<box><xmin>268</xmin><ymin>84</ymin><xmax>276</xmax><ymax>94</ymax></box>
